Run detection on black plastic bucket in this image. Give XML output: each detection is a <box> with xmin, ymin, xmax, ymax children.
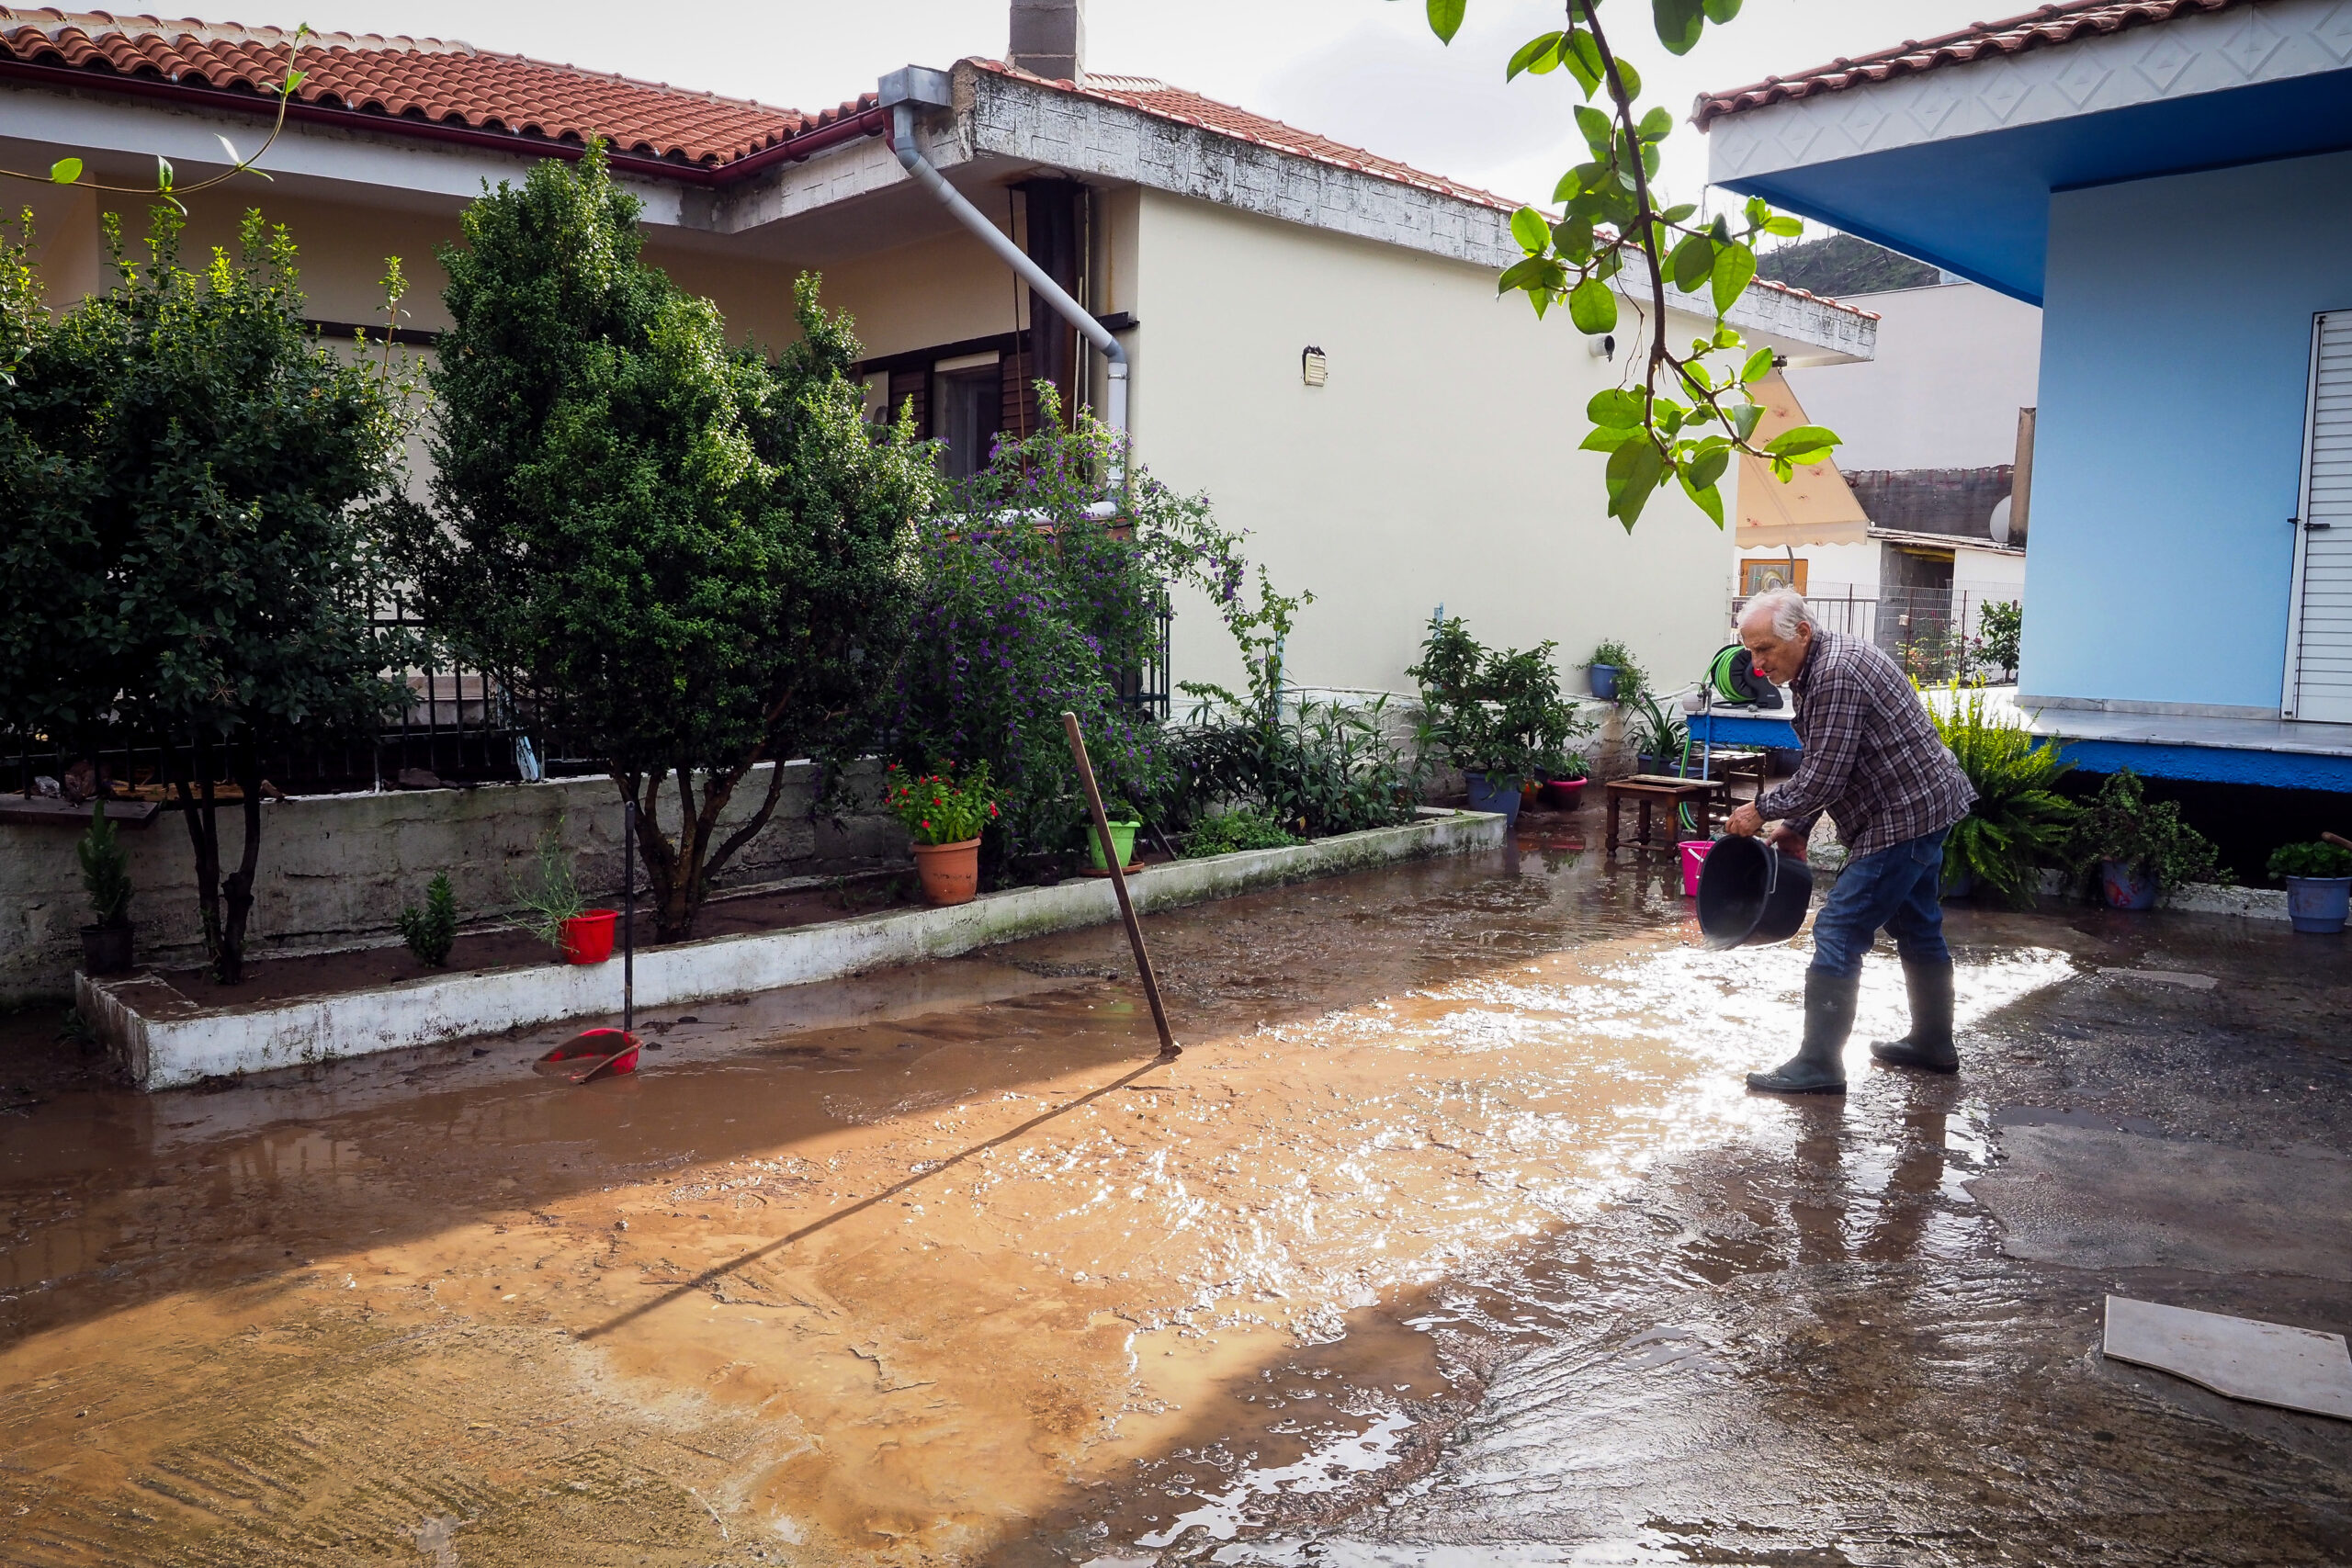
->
<box><xmin>1696</xmin><ymin>833</ymin><xmax>1815</xmax><ymax>950</ymax></box>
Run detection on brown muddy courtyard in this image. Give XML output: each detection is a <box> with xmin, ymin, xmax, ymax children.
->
<box><xmin>5</xmin><ymin>831</ymin><xmax>2351</xmax><ymax>1566</ymax></box>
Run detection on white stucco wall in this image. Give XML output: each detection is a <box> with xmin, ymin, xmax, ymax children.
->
<box><xmin>1783</xmin><ymin>280</ymin><xmax>2041</xmax><ymax>471</ymax></box>
<box><xmin>1127</xmin><ymin>188</ymin><xmax>1740</xmax><ymax>701</ymax></box>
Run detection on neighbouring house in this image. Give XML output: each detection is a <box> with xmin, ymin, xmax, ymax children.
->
<box><xmin>0</xmin><ymin>0</ymin><xmax>1871</xmax><ymax>715</ymax></box>
<box><xmin>1698</xmin><ymin>0</ymin><xmax>2352</xmax><ymax>792</ymax></box>
<box><xmin>1737</xmin><ymin>266</ymin><xmax>2041</xmax><ymax>681</ymax></box>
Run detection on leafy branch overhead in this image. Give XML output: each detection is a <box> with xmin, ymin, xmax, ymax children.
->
<box><xmin>1408</xmin><ymin>0</ymin><xmax>1841</xmax><ymax>529</ymax></box>
<box><xmin>1</xmin><ymin>24</ymin><xmax>314</xmax><ymax>212</ymax></box>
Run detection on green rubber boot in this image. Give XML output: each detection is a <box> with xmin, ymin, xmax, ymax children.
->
<box><xmin>1870</xmin><ymin>960</ymin><xmax>1958</xmax><ymax>1073</ymax></box>
<box><xmin>1747</xmin><ymin>970</ymin><xmax>1857</xmax><ymax>1095</ymax></box>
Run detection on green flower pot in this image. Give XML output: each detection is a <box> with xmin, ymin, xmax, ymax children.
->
<box><xmin>1086</xmin><ymin>818</ymin><xmax>1140</xmax><ymax>872</ymax></box>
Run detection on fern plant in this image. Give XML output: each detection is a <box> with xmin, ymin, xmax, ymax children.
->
<box><xmin>1928</xmin><ymin>683</ymin><xmax>2077</xmax><ymax>908</ymax></box>
<box><xmin>508</xmin><ymin>823</ymin><xmax>585</xmax><ymax>953</ymax></box>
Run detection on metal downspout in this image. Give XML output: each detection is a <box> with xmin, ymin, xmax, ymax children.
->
<box><xmin>887</xmin><ymin>100</ymin><xmax>1128</xmax><ymax>488</ymax></box>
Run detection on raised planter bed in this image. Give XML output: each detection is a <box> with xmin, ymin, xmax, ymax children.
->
<box><xmin>80</xmin><ymin>808</ymin><xmax>1507</xmax><ymax>1089</ymax></box>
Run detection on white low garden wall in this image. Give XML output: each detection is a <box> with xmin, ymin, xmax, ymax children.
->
<box><xmin>4</xmin><ymin>762</ymin><xmax>904</xmax><ymax>1004</ymax></box>
<box><xmin>81</xmin><ymin>807</ymin><xmax>1509</xmax><ymax>1089</ymax></box>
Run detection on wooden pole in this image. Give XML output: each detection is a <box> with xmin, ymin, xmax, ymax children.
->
<box><xmin>1061</xmin><ymin>711</ymin><xmax>1180</xmax><ymax>1058</ymax></box>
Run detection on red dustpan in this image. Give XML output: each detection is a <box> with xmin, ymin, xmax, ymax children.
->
<box><xmin>536</xmin><ymin>798</ymin><xmax>644</xmax><ymax>1086</ymax></box>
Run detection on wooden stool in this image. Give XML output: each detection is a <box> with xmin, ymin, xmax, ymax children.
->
<box><xmin>1604</xmin><ymin>774</ymin><xmax>1732</xmax><ymax>852</ymax></box>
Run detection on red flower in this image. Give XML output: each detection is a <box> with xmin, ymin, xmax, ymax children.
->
<box><xmin>921</xmin><ymin>819</ymin><xmax>932</xmax><ymax>830</ymax></box>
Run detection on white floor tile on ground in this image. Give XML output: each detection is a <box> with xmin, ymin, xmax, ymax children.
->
<box><xmin>2103</xmin><ymin>1296</ymin><xmax>2352</xmax><ymax>1420</ymax></box>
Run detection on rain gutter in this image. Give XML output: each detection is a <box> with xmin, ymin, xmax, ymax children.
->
<box><xmin>877</xmin><ymin>65</ymin><xmax>1128</xmax><ymax>490</ymax></box>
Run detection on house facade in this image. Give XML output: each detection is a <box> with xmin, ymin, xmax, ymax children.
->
<box><xmin>1740</xmin><ymin>276</ymin><xmax>2040</xmax><ymax>681</ymax></box>
<box><xmin>1699</xmin><ymin>0</ymin><xmax>2352</xmax><ymax>790</ymax></box>
<box><xmin>0</xmin><ymin>3</ymin><xmax>1871</xmax><ymax>711</ymax></box>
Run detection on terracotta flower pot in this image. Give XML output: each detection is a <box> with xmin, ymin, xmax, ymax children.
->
<box><xmin>560</xmin><ymin>908</ymin><xmax>618</xmax><ymax>964</ymax></box>
<box><xmin>913</xmin><ymin>837</ymin><xmax>982</xmax><ymax>906</ymax></box>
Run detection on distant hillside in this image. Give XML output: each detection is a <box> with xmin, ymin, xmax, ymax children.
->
<box><xmin>1755</xmin><ymin>233</ymin><xmax>1941</xmax><ymax>298</ymax></box>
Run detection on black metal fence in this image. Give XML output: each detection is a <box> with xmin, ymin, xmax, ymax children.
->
<box><xmin>5</xmin><ymin>592</ymin><xmax>1177</xmax><ymax>799</ymax></box>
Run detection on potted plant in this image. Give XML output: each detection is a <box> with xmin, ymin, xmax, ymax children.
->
<box><xmin>1085</xmin><ymin>815</ymin><xmax>1142</xmax><ymax>874</ymax></box>
<box><xmin>2071</xmin><ymin>768</ymin><xmax>2223</xmax><ymax>909</ymax></box>
<box><xmin>2268</xmin><ymin>839</ymin><xmax>2352</xmax><ymax>934</ymax></box>
<box><xmin>887</xmin><ymin>761</ymin><xmax>997</xmax><ymax>906</ymax></box>
<box><xmin>511</xmin><ymin>821</ymin><xmax>610</xmax><ymax>963</ymax></box>
<box><xmin>1928</xmin><ymin>682</ymin><xmax>2077</xmax><ymax>907</ymax></box>
<box><xmin>1626</xmin><ymin>692</ymin><xmax>1689</xmax><ymax>777</ymax></box>
<box><xmin>1409</xmin><ymin>617</ymin><xmax>1589</xmax><ymax>826</ymax></box>
<box><xmin>76</xmin><ymin>799</ymin><xmax>134</xmax><ymax>976</ymax></box>
<box><xmin>1540</xmin><ymin>751</ymin><xmax>1591</xmax><ymax>809</ymax></box>
<box><xmin>397</xmin><ymin>873</ymin><xmax>459</xmax><ymax>966</ymax></box>
<box><xmin>1587</xmin><ymin>638</ymin><xmax>1645</xmax><ymax>703</ymax></box>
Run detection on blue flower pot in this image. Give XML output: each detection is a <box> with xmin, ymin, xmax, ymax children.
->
<box><xmin>1589</xmin><ymin>664</ymin><xmax>1620</xmax><ymax>702</ymax></box>
<box><xmin>2100</xmin><ymin>859</ymin><xmax>2158</xmax><ymax>911</ymax></box>
<box><xmin>1463</xmin><ymin>772</ymin><xmax>1522</xmax><ymax>824</ymax></box>
<box><xmin>2284</xmin><ymin>875</ymin><xmax>2351</xmax><ymax>934</ymax></box>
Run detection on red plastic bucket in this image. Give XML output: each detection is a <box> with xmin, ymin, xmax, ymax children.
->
<box><xmin>560</xmin><ymin>908</ymin><xmax>619</xmax><ymax>964</ymax></box>
<box><xmin>1679</xmin><ymin>840</ymin><xmax>1713</xmax><ymax>898</ymax></box>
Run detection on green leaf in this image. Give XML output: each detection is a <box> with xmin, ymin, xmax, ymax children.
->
<box><xmin>48</xmin><ymin>156</ymin><xmax>82</xmax><ymax>184</ymax></box>
<box><xmin>155</xmin><ymin>155</ymin><xmax>174</xmax><ymax>192</ymax></box>
<box><xmin>1660</xmin><ymin>202</ymin><xmax>1696</xmax><ymax>224</ymax></box>
<box><xmin>1580</xmin><ymin>425</ymin><xmax>1639</xmax><ymax>453</ymax></box>
<box><xmin>1567</xmin><ymin>276</ymin><xmax>1618</xmax><ymax>333</ymax></box>
<box><xmin>1552</xmin><ymin>168</ymin><xmax>1584</xmax><ymax>203</ymax></box>
<box><xmin>1608</xmin><ymin>438</ymin><xmax>1666</xmax><ymax>527</ymax></box>
<box><xmin>1712</xmin><ymin>241</ymin><xmax>1757</xmax><ymax>314</ymax></box>
<box><xmin>1497</xmin><ymin>255</ymin><xmax>1566</xmax><ymax>297</ymax></box>
<box><xmin>1574</xmin><ymin>104</ymin><xmax>1615</xmax><ymax>157</ymax></box>
<box><xmin>1637</xmin><ymin>106</ymin><xmax>1675</xmax><ymax>142</ymax></box>
<box><xmin>1764</xmin><ymin>213</ymin><xmax>1804</xmax><ymax>237</ymax></box>
<box><xmin>1741</xmin><ymin>346</ymin><xmax>1775</xmax><ymax>384</ymax></box>
<box><xmin>1653</xmin><ymin>0</ymin><xmax>1704</xmax><ymax>54</ymax></box>
<box><xmin>1703</xmin><ymin>0</ymin><xmax>1744</xmax><ymax>22</ymax></box>
<box><xmin>283</xmin><ymin>68</ymin><xmax>305</xmax><ymax>91</ymax></box>
<box><xmin>1426</xmin><ymin>0</ymin><xmax>1467</xmax><ymax>42</ymax></box>
<box><xmin>1730</xmin><ymin>403</ymin><xmax>1765</xmax><ymax>443</ymax></box>
<box><xmin>1687</xmin><ymin>444</ymin><xmax>1731</xmax><ymax>491</ymax></box>
<box><xmin>1669</xmin><ymin>233</ymin><xmax>1714</xmax><ymax>293</ymax></box>
<box><xmin>1509</xmin><ymin>31</ymin><xmax>1565</xmax><ymax>79</ymax></box>
<box><xmin>1588</xmin><ymin>388</ymin><xmax>1645</xmax><ymax>428</ymax></box>
<box><xmin>1552</xmin><ymin>215</ymin><xmax>1595</xmax><ymax>261</ymax></box>
<box><xmin>1766</xmin><ymin>423</ymin><xmax>1839</xmax><ymax>463</ymax></box>
<box><xmin>1561</xmin><ymin>29</ymin><xmax>1604</xmax><ymax>95</ymax></box>
<box><xmin>1510</xmin><ymin>205</ymin><xmax>1552</xmax><ymax>255</ymax></box>
<box><xmin>1679</xmin><ymin>471</ymin><xmax>1726</xmax><ymax>527</ymax></box>
<box><xmin>1613</xmin><ymin>59</ymin><xmax>1642</xmax><ymax>99</ymax></box>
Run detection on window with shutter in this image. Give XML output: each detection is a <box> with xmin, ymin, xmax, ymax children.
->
<box><xmin>2286</xmin><ymin>312</ymin><xmax>2352</xmax><ymax>723</ymax></box>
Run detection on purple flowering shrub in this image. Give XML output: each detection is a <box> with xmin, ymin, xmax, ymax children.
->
<box><xmin>890</xmin><ymin>389</ymin><xmax>1243</xmax><ymax>874</ymax></box>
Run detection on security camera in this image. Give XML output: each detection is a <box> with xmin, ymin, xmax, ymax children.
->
<box><xmin>1587</xmin><ymin>333</ymin><xmax>1616</xmax><ymax>361</ymax></box>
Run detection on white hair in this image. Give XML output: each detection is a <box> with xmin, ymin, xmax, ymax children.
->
<box><xmin>1741</xmin><ymin>586</ymin><xmax>1814</xmax><ymax>641</ymax></box>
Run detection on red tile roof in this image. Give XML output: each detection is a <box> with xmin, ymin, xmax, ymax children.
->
<box><xmin>978</xmin><ymin>60</ymin><xmax>1526</xmax><ymax>213</ymax></box>
<box><xmin>0</xmin><ymin>11</ymin><xmax>1872</xmax><ymax>320</ymax></box>
<box><xmin>0</xmin><ymin>9</ymin><xmax>877</xmax><ymax>166</ymax></box>
<box><xmin>1695</xmin><ymin>0</ymin><xmax>2253</xmax><ymax>127</ymax></box>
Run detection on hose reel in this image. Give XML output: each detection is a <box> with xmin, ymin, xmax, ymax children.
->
<box><xmin>1705</xmin><ymin>644</ymin><xmax>1783</xmax><ymax>710</ymax></box>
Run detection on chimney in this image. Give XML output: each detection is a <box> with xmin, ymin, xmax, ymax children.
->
<box><xmin>1010</xmin><ymin>0</ymin><xmax>1085</xmax><ymax>85</ymax></box>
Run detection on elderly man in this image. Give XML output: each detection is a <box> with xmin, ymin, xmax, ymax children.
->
<box><xmin>1722</xmin><ymin>588</ymin><xmax>1976</xmax><ymax>1094</ymax></box>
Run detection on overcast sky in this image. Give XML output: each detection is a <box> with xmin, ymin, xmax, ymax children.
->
<box><xmin>288</xmin><ymin>0</ymin><xmax>1996</xmax><ymax>213</ymax></box>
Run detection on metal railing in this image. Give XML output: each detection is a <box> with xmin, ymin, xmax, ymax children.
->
<box><xmin>1730</xmin><ymin>587</ymin><xmax>2018</xmax><ymax>685</ymax></box>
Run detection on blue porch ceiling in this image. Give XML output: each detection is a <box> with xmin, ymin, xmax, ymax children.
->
<box><xmin>1713</xmin><ymin>65</ymin><xmax>2352</xmax><ymax>306</ymax></box>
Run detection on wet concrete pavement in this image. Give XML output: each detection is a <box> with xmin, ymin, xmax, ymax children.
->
<box><xmin>4</xmin><ymin>827</ymin><xmax>2350</xmax><ymax>1565</ymax></box>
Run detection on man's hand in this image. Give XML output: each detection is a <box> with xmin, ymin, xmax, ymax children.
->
<box><xmin>1725</xmin><ymin>802</ymin><xmax>1763</xmax><ymax>838</ymax></box>
<box><xmin>1768</xmin><ymin>825</ymin><xmax>1810</xmax><ymax>862</ymax></box>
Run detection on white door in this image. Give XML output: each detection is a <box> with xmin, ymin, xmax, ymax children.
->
<box><xmin>2286</xmin><ymin>311</ymin><xmax>2352</xmax><ymax>723</ymax></box>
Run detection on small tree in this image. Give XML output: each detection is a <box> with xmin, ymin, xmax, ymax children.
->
<box><xmin>0</xmin><ymin>208</ymin><xmax>411</xmax><ymax>982</ymax></box>
<box><xmin>403</xmin><ymin>147</ymin><xmax>936</xmax><ymax>940</ymax></box>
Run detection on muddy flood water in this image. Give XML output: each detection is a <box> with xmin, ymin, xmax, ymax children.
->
<box><xmin>5</xmin><ymin>829</ymin><xmax>2351</xmax><ymax>1566</ymax></box>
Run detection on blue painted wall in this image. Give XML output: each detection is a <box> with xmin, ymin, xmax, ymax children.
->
<box><xmin>2023</xmin><ymin>148</ymin><xmax>2352</xmax><ymax>711</ymax></box>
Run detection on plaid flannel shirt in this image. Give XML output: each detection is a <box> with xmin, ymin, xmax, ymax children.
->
<box><xmin>1756</xmin><ymin>630</ymin><xmax>1975</xmax><ymax>860</ymax></box>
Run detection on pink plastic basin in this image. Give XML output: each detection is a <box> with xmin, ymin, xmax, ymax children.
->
<box><xmin>1679</xmin><ymin>840</ymin><xmax>1714</xmax><ymax>898</ymax></box>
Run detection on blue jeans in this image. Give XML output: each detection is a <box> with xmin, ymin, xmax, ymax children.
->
<box><xmin>1809</xmin><ymin>827</ymin><xmax>1951</xmax><ymax>979</ymax></box>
